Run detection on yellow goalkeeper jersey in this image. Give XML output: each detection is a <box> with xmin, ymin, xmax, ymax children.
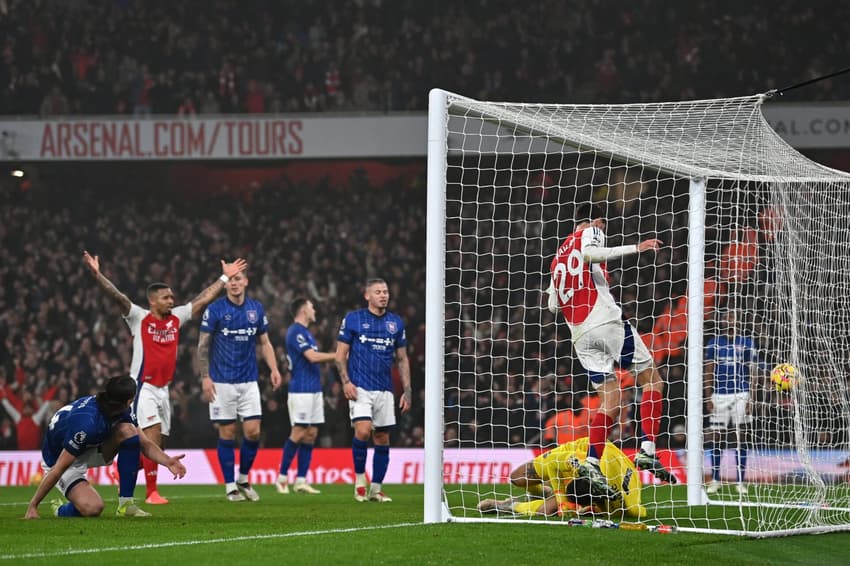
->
<box><xmin>532</xmin><ymin>438</ymin><xmax>645</xmax><ymax>518</ymax></box>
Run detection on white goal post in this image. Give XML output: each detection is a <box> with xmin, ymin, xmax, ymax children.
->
<box><xmin>425</xmin><ymin>88</ymin><xmax>850</xmax><ymax>536</ymax></box>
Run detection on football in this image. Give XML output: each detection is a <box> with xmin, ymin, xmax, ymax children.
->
<box><xmin>771</xmin><ymin>363</ymin><xmax>797</xmax><ymax>392</ymax></box>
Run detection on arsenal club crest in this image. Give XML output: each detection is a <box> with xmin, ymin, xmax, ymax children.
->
<box><xmin>247</xmin><ymin>310</ymin><xmax>258</xmax><ymax>323</ymax></box>
<box><xmin>386</xmin><ymin>320</ymin><xmax>398</xmax><ymax>334</ymax></box>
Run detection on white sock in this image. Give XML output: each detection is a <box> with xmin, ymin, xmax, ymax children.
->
<box><xmin>118</xmin><ymin>496</ymin><xmax>134</xmax><ymax>506</ymax></box>
<box><xmin>370</xmin><ymin>482</ymin><xmax>382</xmax><ymax>493</ymax></box>
<box><xmin>277</xmin><ymin>474</ymin><xmax>288</xmax><ymax>485</ymax></box>
<box><xmin>356</xmin><ymin>473</ymin><xmax>367</xmax><ymax>486</ymax></box>
<box><xmin>295</xmin><ymin>477</ymin><xmax>306</xmax><ymax>485</ymax></box>
<box><xmin>237</xmin><ymin>473</ymin><xmax>249</xmax><ymax>484</ymax></box>
<box><xmin>641</xmin><ymin>440</ymin><xmax>656</xmax><ymax>456</ymax></box>
<box><xmin>225</xmin><ymin>482</ymin><xmax>237</xmax><ymax>493</ymax></box>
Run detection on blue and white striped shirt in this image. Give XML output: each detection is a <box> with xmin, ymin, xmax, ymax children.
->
<box><xmin>201</xmin><ymin>296</ymin><xmax>269</xmax><ymax>384</ymax></box>
<box><xmin>337</xmin><ymin>309</ymin><xmax>406</xmax><ymax>392</ymax></box>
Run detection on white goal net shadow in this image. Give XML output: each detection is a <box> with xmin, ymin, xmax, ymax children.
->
<box><xmin>424</xmin><ymin>89</ymin><xmax>850</xmax><ymax>537</ymax></box>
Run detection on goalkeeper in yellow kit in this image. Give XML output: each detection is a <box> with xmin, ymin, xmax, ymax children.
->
<box><xmin>478</xmin><ymin>437</ymin><xmax>646</xmax><ymax>518</ymax></box>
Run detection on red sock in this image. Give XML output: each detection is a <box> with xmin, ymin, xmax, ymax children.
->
<box><xmin>588</xmin><ymin>412</ymin><xmax>614</xmax><ymax>460</ymax></box>
<box><xmin>141</xmin><ymin>455</ymin><xmax>158</xmax><ymax>496</ymax></box>
<box><xmin>640</xmin><ymin>390</ymin><xmax>663</xmax><ymax>443</ymax></box>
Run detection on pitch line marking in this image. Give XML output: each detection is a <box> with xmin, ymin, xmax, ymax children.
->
<box><xmin>0</xmin><ymin>522</ymin><xmax>422</xmax><ymax>560</ymax></box>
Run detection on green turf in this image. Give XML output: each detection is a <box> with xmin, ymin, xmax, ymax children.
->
<box><xmin>2</xmin><ymin>485</ymin><xmax>850</xmax><ymax>565</ymax></box>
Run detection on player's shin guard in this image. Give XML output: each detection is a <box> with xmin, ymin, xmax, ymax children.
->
<box><xmin>217</xmin><ymin>438</ymin><xmax>236</xmax><ymax>484</ymax></box>
<box><xmin>117</xmin><ymin>435</ymin><xmax>141</xmax><ymax>498</ymax></box>
<box><xmin>588</xmin><ymin>413</ymin><xmax>613</xmax><ymax>460</ymax></box>
<box><xmin>279</xmin><ymin>439</ymin><xmax>299</xmax><ymax>476</ymax></box>
<box><xmin>296</xmin><ymin>443</ymin><xmax>314</xmax><ymax>478</ymax></box>
<box><xmin>141</xmin><ymin>455</ymin><xmax>158</xmax><ymax>496</ymax></box>
<box><xmin>239</xmin><ymin>439</ymin><xmax>260</xmax><ymax>475</ymax></box>
<box><xmin>352</xmin><ymin>437</ymin><xmax>369</xmax><ymax>474</ymax></box>
<box><xmin>372</xmin><ymin>445</ymin><xmax>390</xmax><ymax>484</ymax></box>
<box><xmin>640</xmin><ymin>390</ymin><xmax>663</xmax><ymax>444</ymax></box>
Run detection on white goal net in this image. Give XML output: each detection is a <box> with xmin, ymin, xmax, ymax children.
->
<box><xmin>424</xmin><ymin>89</ymin><xmax>850</xmax><ymax>536</ymax></box>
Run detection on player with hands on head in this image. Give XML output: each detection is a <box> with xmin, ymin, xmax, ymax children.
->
<box><xmin>336</xmin><ymin>278</ymin><xmax>411</xmax><ymax>503</ymax></box>
<box><xmin>25</xmin><ymin>375</ymin><xmax>186</xmax><ymax>519</ymax></box>
<box><xmin>83</xmin><ymin>250</ymin><xmax>245</xmax><ymax>513</ymax></box>
<box><xmin>198</xmin><ymin>265</ymin><xmax>282</xmax><ymax>502</ymax></box>
<box><xmin>547</xmin><ymin>203</ymin><xmax>676</xmax><ymax>487</ymax></box>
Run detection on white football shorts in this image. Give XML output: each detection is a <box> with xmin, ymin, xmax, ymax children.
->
<box><xmin>208</xmin><ymin>381</ymin><xmax>262</xmax><ymax>422</ymax></box>
<box><xmin>135</xmin><ymin>382</ymin><xmax>171</xmax><ymax>435</ymax></box>
<box><xmin>710</xmin><ymin>392</ymin><xmax>751</xmax><ymax>429</ymax></box>
<box><xmin>42</xmin><ymin>447</ymin><xmax>111</xmax><ymax>497</ymax></box>
<box><xmin>573</xmin><ymin>320</ymin><xmax>652</xmax><ymax>389</ymax></box>
<box><xmin>349</xmin><ymin>388</ymin><xmax>396</xmax><ymax>428</ymax></box>
<box><xmin>287</xmin><ymin>392</ymin><xmax>325</xmax><ymax>426</ymax></box>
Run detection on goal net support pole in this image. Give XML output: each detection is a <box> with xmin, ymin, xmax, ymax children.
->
<box><xmin>686</xmin><ymin>177</ymin><xmax>708</xmax><ymax>506</ymax></box>
<box><xmin>425</xmin><ymin>88</ymin><xmax>448</xmax><ymax>524</ymax></box>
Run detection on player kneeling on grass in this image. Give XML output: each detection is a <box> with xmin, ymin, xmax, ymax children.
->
<box><xmin>24</xmin><ymin>375</ymin><xmax>187</xmax><ymax>519</ymax></box>
<box><xmin>478</xmin><ymin>437</ymin><xmax>646</xmax><ymax>519</ymax></box>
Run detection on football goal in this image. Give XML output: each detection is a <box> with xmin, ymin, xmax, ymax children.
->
<box><xmin>424</xmin><ymin>88</ymin><xmax>850</xmax><ymax>536</ymax></box>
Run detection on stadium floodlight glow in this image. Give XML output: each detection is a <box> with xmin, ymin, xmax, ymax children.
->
<box><xmin>425</xmin><ymin>88</ymin><xmax>850</xmax><ymax>537</ymax></box>
<box><xmin>10</xmin><ymin>169</ymin><xmax>23</xmax><ymax>177</ymax></box>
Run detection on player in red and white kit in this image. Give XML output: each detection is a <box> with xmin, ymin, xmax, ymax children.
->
<box><xmin>84</xmin><ymin>251</ymin><xmax>246</xmax><ymax>512</ymax></box>
<box><xmin>547</xmin><ymin>204</ymin><xmax>676</xmax><ymax>484</ymax></box>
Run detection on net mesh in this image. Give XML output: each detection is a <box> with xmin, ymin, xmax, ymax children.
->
<box><xmin>437</xmin><ymin>92</ymin><xmax>850</xmax><ymax>536</ymax></box>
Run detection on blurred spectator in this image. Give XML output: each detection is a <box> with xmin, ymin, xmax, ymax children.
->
<box><xmin>1</xmin><ymin>1</ymin><xmax>846</xmax><ymax>118</ymax></box>
<box><xmin>0</xmin><ymin>166</ymin><xmax>426</xmax><ymax>449</ymax></box>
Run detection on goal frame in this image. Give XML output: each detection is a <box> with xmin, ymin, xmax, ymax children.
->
<box><xmin>423</xmin><ymin>88</ymin><xmax>850</xmax><ymax>536</ymax></box>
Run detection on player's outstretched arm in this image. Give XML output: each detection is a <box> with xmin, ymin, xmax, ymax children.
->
<box><xmin>303</xmin><ymin>350</ymin><xmax>337</xmax><ymax>364</ymax></box>
<box><xmin>24</xmin><ymin>450</ymin><xmax>76</xmax><ymax>519</ymax></box>
<box><xmin>138</xmin><ymin>426</ymin><xmax>186</xmax><ymax>479</ymax></box>
<box><xmin>83</xmin><ymin>251</ymin><xmax>132</xmax><ymax>316</ymax></box>
<box><xmin>188</xmin><ymin>258</ymin><xmax>248</xmax><ymax>319</ymax></box>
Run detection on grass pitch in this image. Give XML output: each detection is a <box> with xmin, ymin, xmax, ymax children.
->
<box><xmin>2</xmin><ymin>484</ymin><xmax>850</xmax><ymax>565</ymax></box>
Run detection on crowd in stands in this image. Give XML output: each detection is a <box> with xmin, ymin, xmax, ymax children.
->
<box><xmin>0</xmin><ymin>157</ymin><xmax>833</xmax><ymax>453</ymax></box>
<box><xmin>0</xmin><ymin>0</ymin><xmax>847</xmax><ymax>118</ymax></box>
<box><xmin>0</xmin><ymin>166</ymin><xmax>426</xmax><ymax>449</ymax></box>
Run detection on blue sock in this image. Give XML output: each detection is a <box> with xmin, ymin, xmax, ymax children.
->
<box><xmin>217</xmin><ymin>438</ymin><xmax>235</xmax><ymax>484</ymax></box>
<box><xmin>352</xmin><ymin>437</ymin><xmax>369</xmax><ymax>474</ymax></box>
<box><xmin>711</xmin><ymin>447</ymin><xmax>722</xmax><ymax>482</ymax></box>
<box><xmin>239</xmin><ymin>439</ymin><xmax>260</xmax><ymax>476</ymax></box>
<box><xmin>117</xmin><ymin>435</ymin><xmax>140</xmax><ymax>498</ymax></box>
<box><xmin>372</xmin><ymin>445</ymin><xmax>390</xmax><ymax>484</ymax></box>
<box><xmin>736</xmin><ymin>448</ymin><xmax>748</xmax><ymax>483</ymax></box>
<box><xmin>296</xmin><ymin>443</ymin><xmax>314</xmax><ymax>478</ymax></box>
<box><xmin>57</xmin><ymin>502</ymin><xmax>83</xmax><ymax>517</ymax></box>
<box><xmin>279</xmin><ymin>439</ymin><xmax>299</xmax><ymax>476</ymax></box>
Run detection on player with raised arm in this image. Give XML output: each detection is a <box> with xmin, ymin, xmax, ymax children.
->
<box><xmin>24</xmin><ymin>375</ymin><xmax>186</xmax><ymax>519</ymax></box>
<box><xmin>336</xmin><ymin>278</ymin><xmax>411</xmax><ymax>503</ymax></box>
<box><xmin>547</xmin><ymin>204</ymin><xmax>676</xmax><ymax>486</ymax></box>
<box><xmin>704</xmin><ymin>309</ymin><xmax>766</xmax><ymax>495</ymax></box>
<box><xmin>198</xmin><ymin>267</ymin><xmax>282</xmax><ymax>502</ymax></box>
<box><xmin>83</xmin><ymin>251</ymin><xmax>245</xmax><ymax>514</ymax></box>
<box><xmin>276</xmin><ymin>298</ymin><xmax>336</xmax><ymax>495</ymax></box>
<box><xmin>477</xmin><ymin>437</ymin><xmax>645</xmax><ymax>519</ymax></box>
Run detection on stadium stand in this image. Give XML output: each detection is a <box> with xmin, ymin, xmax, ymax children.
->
<box><xmin>0</xmin><ymin>1</ymin><xmax>848</xmax><ymax>118</ymax></box>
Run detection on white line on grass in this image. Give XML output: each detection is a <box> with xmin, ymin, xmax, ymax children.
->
<box><xmin>0</xmin><ymin>494</ymin><xmax>216</xmax><ymax>507</ymax></box>
<box><xmin>0</xmin><ymin>522</ymin><xmax>422</xmax><ymax>560</ymax></box>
